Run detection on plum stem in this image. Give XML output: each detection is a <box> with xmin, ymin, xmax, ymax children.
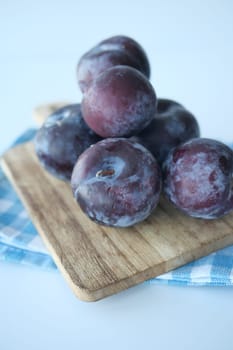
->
<box><xmin>96</xmin><ymin>168</ymin><xmax>115</xmax><ymax>177</ymax></box>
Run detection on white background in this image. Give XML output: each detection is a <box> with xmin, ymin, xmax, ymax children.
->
<box><xmin>1</xmin><ymin>0</ymin><xmax>233</xmax><ymax>349</ymax></box>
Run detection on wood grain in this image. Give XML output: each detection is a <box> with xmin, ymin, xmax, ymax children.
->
<box><xmin>2</xmin><ymin>142</ymin><xmax>233</xmax><ymax>301</ymax></box>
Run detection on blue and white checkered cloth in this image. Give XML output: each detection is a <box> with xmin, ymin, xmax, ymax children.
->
<box><xmin>0</xmin><ymin>130</ymin><xmax>56</xmax><ymax>270</ymax></box>
<box><xmin>1</xmin><ymin>129</ymin><xmax>233</xmax><ymax>285</ymax></box>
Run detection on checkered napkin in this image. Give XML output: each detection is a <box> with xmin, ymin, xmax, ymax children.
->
<box><xmin>1</xmin><ymin>129</ymin><xmax>233</xmax><ymax>285</ymax></box>
<box><xmin>0</xmin><ymin>130</ymin><xmax>56</xmax><ymax>270</ymax></box>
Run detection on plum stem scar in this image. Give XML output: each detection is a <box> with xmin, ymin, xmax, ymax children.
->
<box><xmin>96</xmin><ymin>169</ymin><xmax>115</xmax><ymax>177</ymax></box>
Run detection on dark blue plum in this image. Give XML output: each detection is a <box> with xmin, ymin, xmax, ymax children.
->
<box><xmin>131</xmin><ymin>99</ymin><xmax>200</xmax><ymax>165</ymax></box>
<box><xmin>34</xmin><ymin>104</ymin><xmax>101</xmax><ymax>181</ymax></box>
<box><xmin>71</xmin><ymin>138</ymin><xmax>162</xmax><ymax>227</ymax></box>
<box><xmin>77</xmin><ymin>35</ymin><xmax>150</xmax><ymax>93</ymax></box>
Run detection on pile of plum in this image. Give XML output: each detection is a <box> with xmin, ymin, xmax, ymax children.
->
<box><xmin>35</xmin><ymin>35</ymin><xmax>233</xmax><ymax>227</ymax></box>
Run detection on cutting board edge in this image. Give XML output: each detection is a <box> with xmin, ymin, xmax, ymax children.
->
<box><xmin>30</xmin><ymin>228</ymin><xmax>233</xmax><ymax>301</ymax></box>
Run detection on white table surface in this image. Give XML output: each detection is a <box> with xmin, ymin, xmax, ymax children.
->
<box><xmin>1</xmin><ymin>1</ymin><xmax>233</xmax><ymax>349</ymax></box>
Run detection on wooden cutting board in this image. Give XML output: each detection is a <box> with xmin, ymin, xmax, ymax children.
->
<box><xmin>2</xmin><ymin>142</ymin><xmax>233</xmax><ymax>301</ymax></box>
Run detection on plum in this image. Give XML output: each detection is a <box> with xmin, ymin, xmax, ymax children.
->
<box><xmin>71</xmin><ymin>138</ymin><xmax>162</xmax><ymax>227</ymax></box>
<box><xmin>163</xmin><ymin>138</ymin><xmax>233</xmax><ymax>219</ymax></box>
<box><xmin>81</xmin><ymin>65</ymin><xmax>157</xmax><ymax>138</ymax></box>
<box><xmin>34</xmin><ymin>104</ymin><xmax>101</xmax><ymax>181</ymax></box>
<box><xmin>77</xmin><ymin>35</ymin><xmax>150</xmax><ymax>93</ymax></box>
<box><xmin>131</xmin><ymin>99</ymin><xmax>200</xmax><ymax>165</ymax></box>
<box><xmin>98</xmin><ymin>35</ymin><xmax>150</xmax><ymax>78</ymax></box>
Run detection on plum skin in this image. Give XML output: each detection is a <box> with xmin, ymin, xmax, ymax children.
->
<box><xmin>71</xmin><ymin>138</ymin><xmax>162</xmax><ymax>227</ymax></box>
<box><xmin>98</xmin><ymin>35</ymin><xmax>150</xmax><ymax>78</ymax></box>
<box><xmin>77</xmin><ymin>35</ymin><xmax>150</xmax><ymax>93</ymax></box>
<box><xmin>163</xmin><ymin>138</ymin><xmax>233</xmax><ymax>219</ymax></box>
<box><xmin>131</xmin><ymin>99</ymin><xmax>200</xmax><ymax>165</ymax></box>
<box><xmin>34</xmin><ymin>104</ymin><xmax>101</xmax><ymax>181</ymax></box>
<box><xmin>81</xmin><ymin>65</ymin><xmax>157</xmax><ymax>138</ymax></box>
